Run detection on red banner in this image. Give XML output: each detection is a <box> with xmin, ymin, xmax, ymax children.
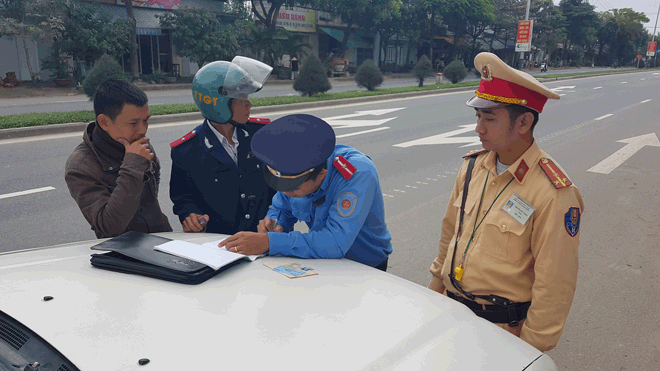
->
<box><xmin>647</xmin><ymin>41</ymin><xmax>657</xmax><ymax>57</ymax></box>
<box><xmin>516</xmin><ymin>21</ymin><xmax>532</xmax><ymax>44</ymax></box>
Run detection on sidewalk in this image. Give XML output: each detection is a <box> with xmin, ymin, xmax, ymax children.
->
<box><xmin>0</xmin><ymin>67</ymin><xmax>635</xmax><ymax>100</ymax></box>
<box><xmin>0</xmin><ymin>74</ymin><xmax>380</xmax><ymax>100</ymax></box>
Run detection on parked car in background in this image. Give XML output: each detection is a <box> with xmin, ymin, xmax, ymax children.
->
<box><xmin>0</xmin><ymin>232</ymin><xmax>557</xmax><ymax>370</ymax></box>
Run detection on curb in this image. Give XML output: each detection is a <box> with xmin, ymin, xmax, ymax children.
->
<box><xmin>0</xmin><ymin>85</ymin><xmax>477</xmax><ymax>140</ymax></box>
<box><xmin>0</xmin><ymin>68</ymin><xmax>649</xmax><ymax>141</ymax></box>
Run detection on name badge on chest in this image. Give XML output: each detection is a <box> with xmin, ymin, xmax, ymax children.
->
<box><xmin>502</xmin><ymin>192</ymin><xmax>536</xmax><ymax>225</ymax></box>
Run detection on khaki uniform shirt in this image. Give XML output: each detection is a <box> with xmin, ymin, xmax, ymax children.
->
<box><xmin>429</xmin><ymin>141</ymin><xmax>584</xmax><ymax>351</ymax></box>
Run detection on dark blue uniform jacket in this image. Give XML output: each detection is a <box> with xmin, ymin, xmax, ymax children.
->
<box><xmin>170</xmin><ymin>120</ymin><xmax>276</xmax><ymax>234</ymax></box>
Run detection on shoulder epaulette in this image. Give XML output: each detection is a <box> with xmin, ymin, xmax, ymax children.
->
<box><xmin>462</xmin><ymin>148</ymin><xmax>489</xmax><ymax>159</ymax></box>
<box><xmin>248</xmin><ymin>117</ymin><xmax>271</xmax><ymax>125</ymax></box>
<box><xmin>170</xmin><ymin>130</ymin><xmax>196</xmax><ymax>148</ymax></box>
<box><xmin>539</xmin><ymin>158</ymin><xmax>572</xmax><ymax>189</ymax></box>
<box><xmin>332</xmin><ymin>155</ymin><xmax>357</xmax><ymax>180</ymax></box>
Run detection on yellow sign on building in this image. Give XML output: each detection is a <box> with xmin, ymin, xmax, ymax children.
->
<box><xmin>276</xmin><ymin>10</ymin><xmax>316</xmax><ymax>33</ymax></box>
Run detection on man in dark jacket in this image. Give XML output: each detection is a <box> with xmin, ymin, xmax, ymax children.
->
<box><xmin>65</xmin><ymin>79</ymin><xmax>172</xmax><ymax>238</ymax></box>
<box><xmin>169</xmin><ymin>57</ymin><xmax>276</xmax><ymax>234</ymax></box>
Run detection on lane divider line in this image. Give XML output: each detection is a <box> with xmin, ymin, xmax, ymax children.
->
<box><xmin>641</xmin><ymin>99</ymin><xmax>652</xmax><ymax>104</ymax></box>
<box><xmin>0</xmin><ymin>186</ymin><xmax>56</xmax><ymax>200</ymax></box>
<box><xmin>593</xmin><ymin>87</ymin><xmax>603</xmax><ymax>90</ymax></box>
<box><xmin>595</xmin><ymin>114</ymin><xmax>613</xmax><ymax>121</ymax></box>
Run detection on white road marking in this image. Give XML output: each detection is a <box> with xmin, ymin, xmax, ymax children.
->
<box><xmin>593</xmin><ymin>86</ymin><xmax>603</xmax><ymax>90</ymax></box>
<box><xmin>588</xmin><ymin>133</ymin><xmax>660</xmax><ymax>174</ymax></box>
<box><xmin>641</xmin><ymin>99</ymin><xmax>652</xmax><ymax>103</ymax></box>
<box><xmin>621</xmin><ymin>82</ymin><xmax>627</xmax><ymax>84</ymax></box>
<box><xmin>641</xmin><ymin>78</ymin><xmax>646</xmax><ymax>81</ymax></box>
<box><xmin>323</xmin><ymin>108</ymin><xmax>405</xmax><ymax>121</ymax></box>
<box><xmin>328</xmin><ymin>118</ymin><xmax>396</xmax><ymax>129</ymax></box>
<box><xmin>393</xmin><ymin>124</ymin><xmax>480</xmax><ymax>148</ymax></box>
<box><xmin>336</xmin><ymin>127</ymin><xmax>389</xmax><ymax>139</ymax></box>
<box><xmin>550</xmin><ymin>86</ymin><xmax>576</xmax><ymax>92</ymax></box>
<box><xmin>594</xmin><ymin>114</ymin><xmax>613</xmax><ymax>121</ymax></box>
<box><xmin>0</xmin><ymin>186</ymin><xmax>56</xmax><ymax>200</ymax></box>
<box><xmin>559</xmin><ymin>94</ymin><xmax>566</xmax><ymax>96</ymax></box>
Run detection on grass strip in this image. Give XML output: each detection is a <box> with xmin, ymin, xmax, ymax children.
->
<box><xmin>0</xmin><ymin>82</ymin><xmax>479</xmax><ymax>129</ymax></box>
<box><xmin>1</xmin><ymin>68</ymin><xmax>655</xmax><ymax>130</ymax></box>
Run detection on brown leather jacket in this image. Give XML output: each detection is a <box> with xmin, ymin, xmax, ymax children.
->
<box><xmin>65</xmin><ymin>122</ymin><xmax>172</xmax><ymax>238</ymax></box>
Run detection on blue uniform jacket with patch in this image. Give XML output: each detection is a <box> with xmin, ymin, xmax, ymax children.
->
<box><xmin>170</xmin><ymin>120</ymin><xmax>276</xmax><ymax>234</ymax></box>
<box><xmin>266</xmin><ymin>145</ymin><xmax>392</xmax><ymax>267</ymax></box>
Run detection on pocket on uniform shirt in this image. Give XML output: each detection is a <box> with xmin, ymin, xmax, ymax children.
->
<box><xmin>453</xmin><ymin>191</ymin><xmax>477</xmax><ymax>214</ymax></box>
<box><xmin>481</xmin><ymin>212</ymin><xmax>529</xmax><ymax>262</ymax></box>
<box><xmin>243</xmin><ymin>157</ymin><xmax>262</xmax><ymax>173</ymax></box>
<box><xmin>203</xmin><ymin>165</ymin><xmax>232</xmax><ymax>189</ymax></box>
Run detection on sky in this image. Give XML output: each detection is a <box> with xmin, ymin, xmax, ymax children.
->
<box><xmin>586</xmin><ymin>0</ymin><xmax>659</xmax><ymax>35</ymax></box>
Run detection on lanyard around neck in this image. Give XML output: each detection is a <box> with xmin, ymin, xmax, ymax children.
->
<box><xmin>453</xmin><ymin>170</ymin><xmax>515</xmax><ymax>282</ymax></box>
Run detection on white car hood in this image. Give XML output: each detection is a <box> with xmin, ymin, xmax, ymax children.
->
<box><xmin>0</xmin><ymin>233</ymin><xmax>542</xmax><ymax>371</ymax></box>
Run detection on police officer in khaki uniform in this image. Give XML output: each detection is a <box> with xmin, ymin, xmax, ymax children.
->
<box><xmin>428</xmin><ymin>52</ymin><xmax>584</xmax><ymax>351</ymax></box>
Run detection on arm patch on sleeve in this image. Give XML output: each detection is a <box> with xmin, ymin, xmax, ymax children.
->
<box><xmin>564</xmin><ymin>207</ymin><xmax>580</xmax><ymax>237</ymax></box>
<box><xmin>337</xmin><ymin>191</ymin><xmax>357</xmax><ymax>217</ymax></box>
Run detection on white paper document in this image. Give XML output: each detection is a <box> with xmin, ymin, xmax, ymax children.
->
<box><xmin>154</xmin><ymin>240</ymin><xmax>252</xmax><ymax>270</ymax></box>
<box><xmin>201</xmin><ymin>238</ymin><xmax>266</xmax><ymax>262</ymax></box>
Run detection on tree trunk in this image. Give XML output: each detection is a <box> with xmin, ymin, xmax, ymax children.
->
<box><xmin>339</xmin><ymin>19</ymin><xmax>354</xmax><ymax>55</ymax></box>
<box><xmin>489</xmin><ymin>27</ymin><xmax>498</xmax><ymax>52</ymax></box>
<box><xmin>125</xmin><ymin>0</ymin><xmax>140</xmax><ymax>79</ymax></box>
<box><xmin>405</xmin><ymin>37</ymin><xmax>413</xmax><ymax>67</ymax></box>
<box><xmin>394</xmin><ymin>37</ymin><xmax>399</xmax><ymax>72</ymax></box>
<box><xmin>428</xmin><ymin>13</ymin><xmax>435</xmax><ymax>66</ymax></box>
<box><xmin>22</xmin><ymin>38</ymin><xmax>36</xmax><ymax>82</ymax></box>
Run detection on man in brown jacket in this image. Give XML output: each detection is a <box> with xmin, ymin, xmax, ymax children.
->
<box><xmin>65</xmin><ymin>79</ymin><xmax>172</xmax><ymax>238</ymax></box>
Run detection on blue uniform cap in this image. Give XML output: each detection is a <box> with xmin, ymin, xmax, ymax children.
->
<box><xmin>251</xmin><ymin>114</ymin><xmax>336</xmax><ymax>192</ymax></box>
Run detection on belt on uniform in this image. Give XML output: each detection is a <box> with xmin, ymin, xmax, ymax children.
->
<box><xmin>447</xmin><ymin>291</ymin><xmax>531</xmax><ymax>327</ymax></box>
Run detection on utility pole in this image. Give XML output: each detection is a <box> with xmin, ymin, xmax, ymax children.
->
<box><xmin>125</xmin><ymin>0</ymin><xmax>140</xmax><ymax>80</ymax></box>
<box><xmin>518</xmin><ymin>0</ymin><xmax>532</xmax><ymax>69</ymax></box>
<box><xmin>652</xmin><ymin>1</ymin><xmax>660</xmax><ymax>67</ymax></box>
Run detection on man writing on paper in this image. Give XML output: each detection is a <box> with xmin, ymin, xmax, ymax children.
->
<box><xmin>65</xmin><ymin>79</ymin><xmax>172</xmax><ymax>238</ymax></box>
<box><xmin>218</xmin><ymin>114</ymin><xmax>392</xmax><ymax>271</ymax></box>
<box><xmin>427</xmin><ymin>52</ymin><xmax>584</xmax><ymax>351</ymax></box>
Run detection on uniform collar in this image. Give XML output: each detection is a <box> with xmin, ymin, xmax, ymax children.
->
<box><xmin>481</xmin><ymin>140</ymin><xmax>541</xmax><ymax>185</ymax></box>
<box><xmin>504</xmin><ymin>140</ymin><xmax>541</xmax><ymax>185</ymax></box>
<box><xmin>205</xmin><ymin>120</ymin><xmax>238</xmax><ymax>149</ymax></box>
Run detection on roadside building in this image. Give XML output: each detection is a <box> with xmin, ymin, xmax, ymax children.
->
<box><xmin>0</xmin><ymin>0</ymin><xmax>225</xmax><ymax>82</ymax></box>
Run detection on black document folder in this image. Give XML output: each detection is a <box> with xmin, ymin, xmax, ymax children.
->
<box><xmin>89</xmin><ymin>231</ymin><xmax>238</xmax><ymax>284</ymax></box>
